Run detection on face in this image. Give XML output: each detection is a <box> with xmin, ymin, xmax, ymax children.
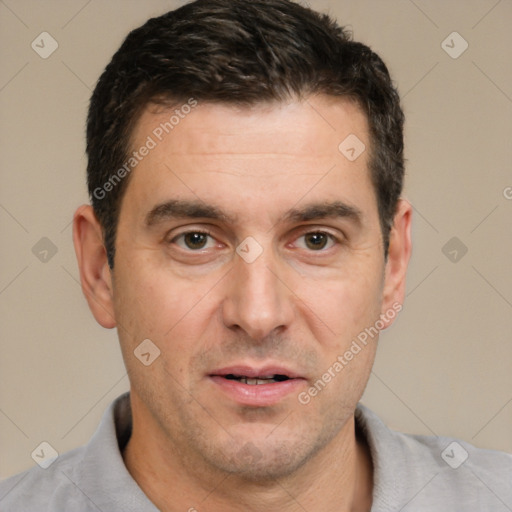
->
<box><xmin>79</xmin><ymin>96</ymin><xmax>409</xmax><ymax>481</ymax></box>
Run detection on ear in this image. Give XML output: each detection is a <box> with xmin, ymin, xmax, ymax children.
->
<box><xmin>380</xmin><ymin>199</ymin><xmax>412</xmax><ymax>327</ymax></box>
<box><xmin>73</xmin><ymin>205</ymin><xmax>116</xmax><ymax>329</ymax></box>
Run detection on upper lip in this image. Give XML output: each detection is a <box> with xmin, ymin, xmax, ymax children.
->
<box><xmin>209</xmin><ymin>364</ymin><xmax>304</xmax><ymax>380</ymax></box>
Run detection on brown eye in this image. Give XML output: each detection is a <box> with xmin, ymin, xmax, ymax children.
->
<box><xmin>304</xmin><ymin>233</ymin><xmax>329</xmax><ymax>250</ymax></box>
<box><xmin>173</xmin><ymin>232</ymin><xmax>215</xmax><ymax>250</ymax></box>
<box><xmin>184</xmin><ymin>232</ymin><xmax>208</xmax><ymax>249</ymax></box>
<box><xmin>294</xmin><ymin>231</ymin><xmax>337</xmax><ymax>251</ymax></box>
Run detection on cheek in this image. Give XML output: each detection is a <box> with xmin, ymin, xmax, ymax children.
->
<box><xmin>113</xmin><ymin>258</ymin><xmax>221</xmax><ymax>355</ymax></box>
<box><xmin>291</xmin><ymin>255</ymin><xmax>384</xmax><ymax>348</ymax></box>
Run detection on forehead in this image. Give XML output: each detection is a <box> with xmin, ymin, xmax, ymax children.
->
<box><xmin>123</xmin><ymin>96</ymin><xmax>375</xmax><ymax>223</ymax></box>
<box><xmin>132</xmin><ymin>96</ymin><xmax>368</xmax><ymax>160</ymax></box>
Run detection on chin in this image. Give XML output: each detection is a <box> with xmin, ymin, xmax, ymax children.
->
<box><xmin>225</xmin><ymin>442</ymin><xmax>310</xmax><ymax>481</ymax></box>
<box><xmin>201</xmin><ymin>425</ymin><xmax>333</xmax><ymax>482</ymax></box>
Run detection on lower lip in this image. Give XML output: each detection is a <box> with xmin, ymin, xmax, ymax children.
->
<box><xmin>209</xmin><ymin>376</ymin><xmax>306</xmax><ymax>407</ymax></box>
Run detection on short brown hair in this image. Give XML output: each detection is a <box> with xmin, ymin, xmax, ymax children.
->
<box><xmin>87</xmin><ymin>0</ymin><xmax>404</xmax><ymax>267</ymax></box>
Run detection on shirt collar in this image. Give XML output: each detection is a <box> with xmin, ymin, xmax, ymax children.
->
<box><xmin>84</xmin><ymin>393</ymin><xmax>402</xmax><ymax>511</ymax></box>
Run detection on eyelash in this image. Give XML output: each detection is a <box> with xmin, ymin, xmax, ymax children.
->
<box><xmin>170</xmin><ymin>229</ymin><xmax>215</xmax><ymax>249</ymax></box>
<box><xmin>293</xmin><ymin>230</ymin><xmax>338</xmax><ymax>250</ymax></box>
<box><xmin>169</xmin><ymin>229</ymin><xmax>340</xmax><ymax>252</ymax></box>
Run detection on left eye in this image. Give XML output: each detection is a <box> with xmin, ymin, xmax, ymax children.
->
<box><xmin>295</xmin><ymin>232</ymin><xmax>336</xmax><ymax>251</ymax></box>
<box><xmin>173</xmin><ymin>232</ymin><xmax>216</xmax><ymax>250</ymax></box>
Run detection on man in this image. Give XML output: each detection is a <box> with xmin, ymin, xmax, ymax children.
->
<box><xmin>1</xmin><ymin>0</ymin><xmax>510</xmax><ymax>510</ymax></box>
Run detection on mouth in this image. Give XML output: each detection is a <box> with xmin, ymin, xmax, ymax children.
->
<box><xmin>209</xmin><ymin>365</ymin><xmax>306</xmax><ymax>406</ymax></box>
<box><xmin>223</xmin><ymin>374</ymin><xmax>291</xmax><ymax>385</ymax></box>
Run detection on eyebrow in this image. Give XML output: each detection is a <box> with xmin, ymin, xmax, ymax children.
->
<box><xmin>284</xmin><ymin>201</ymin><xmax>362</xmax><ymax>225</ymax></box>
<box><xmin>145</xmin><ymin>199</ymin><xmax>234</xmax><ymax>226</ymax></box>
<box><xmin>145</xmin><ymin>199</ymin><xmax>362</xmax><ymax>227</ymax></box>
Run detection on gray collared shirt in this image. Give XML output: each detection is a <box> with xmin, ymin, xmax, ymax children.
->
<box><xmin>1</xmin><ymin>393</ymin><xmax>511</xmax><ymax>511</ymax></box>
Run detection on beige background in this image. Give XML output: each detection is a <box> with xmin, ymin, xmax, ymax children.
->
<box><xmin>1</xmin><ymin>0</ymin><xmax>511</xmax><ymax>478</ymax></box>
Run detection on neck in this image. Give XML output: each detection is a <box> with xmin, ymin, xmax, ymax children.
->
<box><xmin>123</xmin><ymin>398</ymin><xmax>373</xmax><ymax>512</ymax></box>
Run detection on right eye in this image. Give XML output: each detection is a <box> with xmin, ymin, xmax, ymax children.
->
<box><xmin>171</xmin><ymin>231</ymin><xmax>217</xmax><ymax>251</ymax></box>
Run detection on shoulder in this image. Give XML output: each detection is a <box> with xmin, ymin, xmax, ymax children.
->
<box><xmin>0</xmin><ymin>393</ymin><xmax>155</xmax><ymax>512</ymax></box>
<box><xmin>0</xmin><ymin>446</ymin><xmax>94</xmax><ymax>512</ymax></box>
<box><xmin>356</xmin><ymin>403</ymin><xmax>512</xmax><ymax>511</ymax></box>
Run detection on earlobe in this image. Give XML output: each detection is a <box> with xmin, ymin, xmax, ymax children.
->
<box><xmin>381</xmin><ymin>199</ymin><xmax>412</xmax><ymax>327</ymax></box>
<box><xmin>73</xmin><ymin>205</ymin><xmax>117</xmax><ymax>329</ymax></box>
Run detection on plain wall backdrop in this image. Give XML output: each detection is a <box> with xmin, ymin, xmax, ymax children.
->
<box><xmin>1</xmin><ymin>0</ymin><xmax>511</xmax><ymax>478</ymax></box>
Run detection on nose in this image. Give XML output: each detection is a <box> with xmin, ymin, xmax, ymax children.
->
<box><xmin>222</xmin><ymin>246</ymin><xmax>294</xmax><ymax>341</ymax></box>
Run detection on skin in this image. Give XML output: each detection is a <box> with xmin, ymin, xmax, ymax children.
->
<box><xmin>73</xmin><ymin>95</ymin><xmax>412</xmax><ymax>512</ymax></box>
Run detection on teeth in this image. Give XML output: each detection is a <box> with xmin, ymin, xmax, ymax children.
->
<box><xmin>223</xmin><ymin>373</ymin><xmax>291</xmax><ymax>385</ymax></box>
<box><xmin>241</xmin><ymin>377</ymin><xmax>276</xmax><ymax>385</ymax></box>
